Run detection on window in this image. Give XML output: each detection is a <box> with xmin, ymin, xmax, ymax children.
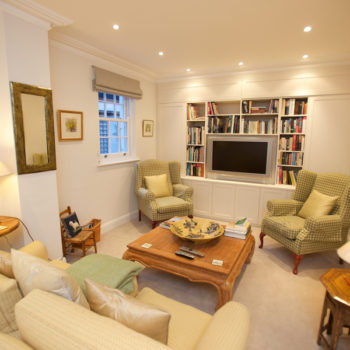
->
<box><xmin>98</xmin><ymin>91</ymin><xmax>135</xmax><ymax>163</ymax></box>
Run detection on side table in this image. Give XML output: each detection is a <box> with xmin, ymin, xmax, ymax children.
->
<box><xmin>317</xmin><ymin>268</ymin><xmax>350</xmax><ymax>349</ymax></box>
<box><xmin>0</xmin><ymin>216</ymin><xmax>20</xmax><ymax>237</ymax></box>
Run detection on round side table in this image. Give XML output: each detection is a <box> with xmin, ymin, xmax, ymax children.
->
<box><xmin>317</xmin><ymin>268</ymin><xmax>350</xmax><ymax>349</ymax></box>
<box><xmin>0</xmin><ymin>216</ymin><xmax>20</xmax><ymax>237</ymax></box>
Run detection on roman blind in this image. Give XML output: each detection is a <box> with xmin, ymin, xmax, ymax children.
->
<box><xmin>92</xmin><ymin>66</ymin><xmax>142</xmax><ymax>99</ymax></box>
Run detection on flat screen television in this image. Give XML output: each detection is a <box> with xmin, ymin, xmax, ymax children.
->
<box><xmin>206</xmin><ymin>135</ymin><xmax>277</xmax><ymax>184</ymax></box>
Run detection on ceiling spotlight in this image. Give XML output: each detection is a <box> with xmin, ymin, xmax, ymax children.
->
<box><xmin>302</xmin><ymin>54</ymin><xmax>309</xmax><ymax>59</ymax></box>
<box><xmin>186</xmin><ymin>68</ymin><xmax>191</xmax><ymax>72</ymax></box>
<box><xmin>304</xmin><ymin>26</ymin><xmax>312</xmax><ymax>32</ymax></box>
<box><xmin>158</xmin><ymin>51</ymin><xmax>164</xmax><ymax>56</ymax></box>
<box><xmin>113</xmin><ymin>24</ymin><xmax>119</xmax><ymax>30</ymax></box>
<box><xmin>238</xmin><ymin>61</ymin><xmax>244</xmax><ymax>66</ymax></box>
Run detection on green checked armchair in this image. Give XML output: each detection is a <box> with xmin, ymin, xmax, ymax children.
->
<box><xmin>259</xmin><ymin>170</ymin><xmax>350</xmax><ymax>274</ymax></box>
<box><xmin>135</xmin><ymin>159</ymin><xmax>193</xmax><ymax>228</ymax></box>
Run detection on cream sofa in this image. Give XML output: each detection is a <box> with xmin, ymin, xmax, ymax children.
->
<box><xmin>0</xmin><ymin>242</ymin><xmax>250</xmax><ymax>350</ymax></box>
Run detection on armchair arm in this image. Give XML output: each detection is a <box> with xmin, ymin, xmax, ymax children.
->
<box><xmin>266</xmin><ymin>199</ymin><xmax>303</xmax><ymax>216</ymax></box>
<box><xmin>173</xmin><ymin>184</ymin><xmax>193</xmax><ymax>201</ymax></box>
<box><xmin>195</xmin><ymin>301</ymin><xmax>250</xmax><ymax>350</ymax></box>
<box><xmin>296</xmin><ymin>215</ymin><xmax>343</xmax><ymax>242</ymax></box>
<box><xmin>137</xmin><ymin>187</ymin><xmax>156</xmax><ymax>202</ymax></box>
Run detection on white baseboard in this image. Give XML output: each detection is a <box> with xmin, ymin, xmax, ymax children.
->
<box><xmin>101</xmin><ymin>210</ymin><xmax>139</xmax><ymax>234</ymax></box>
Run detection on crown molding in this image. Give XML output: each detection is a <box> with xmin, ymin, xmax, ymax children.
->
<box><xmin>0</xmin><ymin>0</ymin><xmax>72</xmax><ymax>27</ymax></box>
<box><xmin>49</xmin><ymin>32</ymin><xmax>158</xmax><ymax>82</ymax></box>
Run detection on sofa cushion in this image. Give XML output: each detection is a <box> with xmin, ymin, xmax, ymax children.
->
<box><xmin>11</xmin><ymin>249</ymin><xmax>89</xmax><ymax>309</ymax></box>
<box><xmin>298</xmin><ymin>189</ymin><xmax>339</xmax><ymax>219</ymax></box>
<box><xmin>16</xmin><ymin>289</ymin><xmax>170</xmax><ymax>350</ymax></box>
<box><xmin>136</xmin><ymin>287</ymin><xmax>211</xmax><ymax>350</ymax></box>
<box><xmin>0</xmin><ymin>332</ymin><xmax>33</xmax><ymax>350</ymax></box>
<box><xmin>0</xmin><ymin>274</ymin><xmax>22</xmax><ymax>334</ymax></box>
<box><xmin>145</xmin><ymin>174</ymin><xmax>171</xmax><ymax>198</ymax></box>
<box><xmin>156</xmin><ymin>197</ymin><xmax>189</xmax><ymax>214</ymax></box>
<box><xmin>0</xmin><ymin>251</ymin><xmax>14</xmax><ymax>278</ymax></box>
<box><xmin>262</xmin><ymin>215</ymin><xmax>305</xmax><ymax>240</ymax></box>
<box><xmin>85</xmin><ymin>279</ymin><xmax>170</xmax><ymax>344</ymax></box>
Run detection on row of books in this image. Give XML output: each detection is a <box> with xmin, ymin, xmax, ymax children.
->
<box><xmin>224</xmin><ymin>218</ymin><xmax>251</xmax><ymax>240</ymax></box>
<box><xmin>280</xmin><ymin>117</ymin><xmax>306</xmax><ymax>133</ymax></box>
<box><xmin>279</xmin><ymin>135</ymin><xmax>305</xmax><ymax>151</ymax></box>
<box><xmin>242</xmin><ymin>99</ymin><xmax>279</xmax><ymax>114</ymax></box>
<box><xmin>186</xmin><ymin>163</ymin><xmax>204</xmax><ymax>177</ymax></box>
<box><xmin>278</xmin><ymin>168</ymin><xmax>299</xmax><ymax>185</ymax></box>
<box><xmin>207</xmin><ymin>115</ymin><xmax>240</xmax><ymax>134</ymax></box>
<box><xmin>282</xmin><ymin>99</ymin><xmax>308</xmax><ymax>115</ymax></box>
<box><xmin>279</xmin><ymin>152</ymin><xmax>304</xmax><ymax>166</ymax></box>
<box><xmin>187</xmin><ymin>127</ymin><xmax>203</xmax><ymax>145</ymax></box>
<box><xmin>207</xmin><ymin>102</ymin><xmax>219</xmax><ymax>115</ymax></box>
<box><xmin>243</xmin><ymin>119</ymin><xmax>277</xmax><ymax>134</ymax></box>
<box><xmin>186</xmin><ymin>145</ymin><xmax>204</xmax><ymax>162</ymax></box>
<box><xmin>187</xmin><ymin>104</ymin><xmax>201</xmax><ymax>120</ymax></box>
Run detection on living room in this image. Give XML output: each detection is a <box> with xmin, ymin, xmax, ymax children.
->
<box><xmin>1</xmin><ymin>0</ymin><xmax>350</xmax><ymax>349</ymax></box>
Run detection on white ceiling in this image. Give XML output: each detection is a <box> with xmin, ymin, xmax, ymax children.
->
<box><xmin>13</xmin><ymin>0</ymin><xmax>350</xmax><ymax>79</ymax></box>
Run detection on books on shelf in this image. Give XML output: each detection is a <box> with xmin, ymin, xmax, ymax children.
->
<box><xmin>207</xmin><ymin>102</ymin><xmax>219</xmax><ymax>115</ymax></box>
<box><xmin>224</xmin><ymin>218</ymin><xmax>251</xmax><ymax>239</ymax></box>
<box><xmin>186</xmin><ymin>163</ymin><xmax>204</xmax><ymax>177</ymax></box>
<box><xmin>242</xmin><ymin>99</ymin><xmax>279</xmax><ymax>114</ymax></box>
<box><xmin>187</xmin><ymin>104</ymin><xmax>199</xmax><ymax>120</ymax></box>
<box><xmin>159</xmin><ymin>217</ymin><xmax>182</xmax><ymax>229</ymax></box>
<box><xmin>280</xmin><ymin>117</ymin><xmax>306</xmax><ymax>133</ymax></box>
<box><xmin>208</xmin><ymin>115</ymin><xmax>235</xmax><ymax>133</ymax></box>
<box><xmin>279</xmin><ymin>152</ymin><xmax>304</xmax><ymax>166</ymax></box>
<box><xmin>278</xmin><ymin>168</ymin><xmax>300</xmax><ymax>185</ymax></box>
<box><xmin>186</xmin><ymin>145</ymin><xmax>204</xmax><ymax>162</ymax></box>
<box><xmin>187</xmin><ymin>126</ymin><xmax>203</xmax><ymax>144</ymax></box>
<box><xmin>282</xmin><ymin>99</ymin><xmax>308</xmax><ymax>115</ymax></box>
<box><xmin>279</xmin><ymin>135</ymin><xmax>305</xmax><ymax>151</ymax></box>
<box><xmin>243</xmin><ymin>118</ymin><xmax>276</xmax><ymax>134</ymax></box>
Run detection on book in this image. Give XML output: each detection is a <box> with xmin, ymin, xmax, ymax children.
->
<box><xmin>224</xmin><ymin>228</ymin><xmax>251</xmax><ymax>239</ymax></box>
<box><xmin>159</xmin><ymin>217</ymin><xmax>182</xmax><ymax>229</ymax></box>
<box><xmin>225</xmin><ymin>217</ymin><xmax>251</xmax><ymax>235</ymax></box>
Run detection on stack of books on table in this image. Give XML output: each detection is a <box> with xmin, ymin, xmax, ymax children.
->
<box><xmin>159</xmin><ymin>217</ymin><xmax>182</xmax><ymax>229</ymax></box>
<box><xmin>224</xmin><ymin>218</ymin><xmax>251</xmax><ymax>239</ymax></box>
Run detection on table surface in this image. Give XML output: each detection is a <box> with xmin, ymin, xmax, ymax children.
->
<box><xmin>321</xmin><ymin>268</ymin><xmax>350</xmax><ymax>307</ymax></box>
<box><xmin>0</xmin><ymin>216</ymin><xmax>20</xmax><ymax>237</ymax></box>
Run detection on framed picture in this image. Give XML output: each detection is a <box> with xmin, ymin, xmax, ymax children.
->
<box><xmin>142</xmin><ymin>120</ymin><xmax>154</xmax><ymax>137</ymax></box>
<box><xmin>57</xmin><ymin>110</ymin><xmax>83</xmax><ymax>141</ymax></box>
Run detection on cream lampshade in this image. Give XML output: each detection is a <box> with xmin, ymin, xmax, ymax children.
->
<box><xmin>337</xmin><ymin>241</ymin><xmax>350</xmax><ymax>264</ymax></box>
<box><xmin>0</xmin><ymin>161</ymin><xmax>11</xmax><ymax>177</ymax></box>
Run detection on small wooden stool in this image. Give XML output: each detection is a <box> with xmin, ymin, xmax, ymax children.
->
<box><xmin>317</xmin><ymin>268</ymin><xmax>350</xmax><ymax>349</ymax></box>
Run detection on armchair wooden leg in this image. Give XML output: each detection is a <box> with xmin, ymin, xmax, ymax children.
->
<box><xmin>138</xmin><ymin>210</ymin><xmax>141</xmax><ymax>222</ymax></box>
<box><xmin>259</xmin><ymin>232</ymin><xmax>266</xmax><ymax>249</ymax></box>
<box><xmin>293</xmin><ymin>254</ymin><xmax>304</xmax><ymax>275</ymax></box>
<box><xmin>152</xmin><ymin>221</ymin><xmax>157</xmax><ymax>229</ymax></box>
<box><xmin>339</xmin><ymin>257</ymin><xmax>344</xmax><ymax>265</ymax></box>
<box><xmin>188</xmin><ymin>215</ymin><xmax>193</xmax><ymax>218</ymax></box>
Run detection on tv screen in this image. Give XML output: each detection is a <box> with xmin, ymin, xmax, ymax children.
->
<box><xmin>212</xmin><ymin>141</ymin><xmax>268</xmax><ymax>174</ymax></box>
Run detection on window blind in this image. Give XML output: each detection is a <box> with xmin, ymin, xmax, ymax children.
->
<box><xmin>92</xmin><ymin>66</ymin><xmax>142</xmax><ymax>99</ymax></box>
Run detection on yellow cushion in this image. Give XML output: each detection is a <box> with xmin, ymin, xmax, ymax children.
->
<box><xmin>0</xmin><ymin>251</ymin><xmax>14</xmax><ymax>278</ymax></box>
<box><xmin>0</xmin><ymin>332</ymin><xmax>33</xmax><ymax>350</ymax></box>
<box><xmin>19</xmin><ymin>240</ymin><xmax>48</xmax><ymax>261</ymax></box>
<box><xmin>11</xmin><ymin>249</ymin><xmax>89</xmax><ymax>309</ymax></box>
<box><xmin>144</xmin><ymin>174</ymin><xmax>171</xmax><ymax>198</ymax></box>
<box><xmin>85</xmin><ymin>279</ymin><xmax>170</xmax><ymax>344</ymax></box>
<box><xmin>136</xmin><ymin>287</ymin><xmax>211</xmax><ymax>350</ymax></box>
<box><xmin>298</xmin><ymin>189</ymin><xmax>339</xmax><ymax>219</ymax></box>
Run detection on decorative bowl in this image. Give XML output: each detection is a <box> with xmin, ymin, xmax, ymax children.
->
<box><xmin>170</xmin><ymin>217</ymin><xmax>224</xmax><ymax>244</ymax></box>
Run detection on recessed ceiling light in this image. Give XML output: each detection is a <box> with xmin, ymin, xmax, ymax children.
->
<box><xmin>113</xmin><ymin>24</ymin><xmax>119</xmax><ymax>30</ymax></box>
<box><xmin>158</xmin><ymin>51</ymin><xmax>164</xmax><ymax>56</ymax></box>
<box><xmin>238</xmin><ymin>61</ymin><xmax>244</xmax><ymax>66</ymax></box>
<box><xmin>302</xmin><ymin>54</ymin><xmax>309</xmax><ymax>59</ymax></box>
<box><xmin>186</xmin><ymin>68</ymin><xmax>191</xmax><ymax>72</ymax></box>
<box><xmin>304</xmin><ymin>26</ymin><xmax>312</xmax><ymax>32</ymax></box>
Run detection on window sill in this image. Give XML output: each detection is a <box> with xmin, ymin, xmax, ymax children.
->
<box><xmin>97</xmin><ymin>157</ymin><xmax>139</xmax><ymax>167</ymax></box>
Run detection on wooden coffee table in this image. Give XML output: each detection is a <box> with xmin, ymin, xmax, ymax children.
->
<box><xmin>122</xmin><ymin>226</ymin><xmax>255</xmax><ymax>309</ymax></box>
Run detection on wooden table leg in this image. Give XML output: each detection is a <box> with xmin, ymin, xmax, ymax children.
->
<box><xmin>317</xmin><ymin>293</ymin><xmax>328</xmax><ymax>345</ymax></box>
<box><xmin>215</xmin><ymin>281</ymin><xmax>234</xmax><ymax>310</ymax></box>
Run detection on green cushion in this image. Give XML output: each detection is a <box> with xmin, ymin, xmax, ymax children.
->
<box><xmin>67</xmin><ymin>254</ymin><xmax>143</xmax><ymax>296</ymax></box>
<box><xmin>263</xmin><ymin>216</ymin><xmax>305</xmax><ymax>240</ymax></box>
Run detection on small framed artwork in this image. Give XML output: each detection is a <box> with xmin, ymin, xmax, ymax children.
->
<box><xmin>142</xmin><ymin>120</ymin><xmax>154</xmax><ymax>137</ymax></box>
<box><xmin>57</xmin><ymin>110</ymin><xmax>83</xmax><ymax>141</ymax></box>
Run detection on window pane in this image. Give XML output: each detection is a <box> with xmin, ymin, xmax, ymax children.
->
<box><xmin>99</xmin><ymin>120</ymin><xmax>108</xmax><ymax>136</ymax></box>
<box><xmin>98</xmin><ymin>92</ymin><xmax>104</xmax><ymax>100</ymax></box>
<box><xmin>119</xmin><ymin>121</ymin><xmax>127</xmax><ymax>137</ymax></box>
<box><xmin>106</xmin><ymin>103</ymin><xmax>114</xmax><ymax>118</ymax></box>
<box><xmin>117</xmin><ymin>96</ymin><xmax>124</xmax><ymax>104</ymax></box>
<box><xmin>111</xmin><ymin>138</ymin><xmax>119</xmax><ymax>153</ymax></box>
<box><xmin>116</xmin><ymin>104</ymin><xmax>124</xmax><ymax>118</ymax></box>
<box><xmin>120</xmin><ymin>137</ymin><xmax>128</xmax><ymax>153</ymax></box>
<box><xmin>100</xmin><ymin>138</ymin><xmax>109</xmax><ymax>154</ymax></box>
<box><xmin>99</xmin><ymin>102</ymin><xmax>105</xmax><ymax>117</ymax></box>
<box><xmin>110</xmin><ymin>121</ymin><xmax>118</xmax><ymax>136</ymax></box>
<box><xmin>106</xmin><ymin>93</ymin><xmax>114</xmax><ymax>102</ymax></box>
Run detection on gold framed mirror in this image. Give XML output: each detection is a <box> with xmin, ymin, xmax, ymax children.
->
<box><xmin>10</xmin><ymin>82</ymin><xmax>56</xmax><ymax>174</ymax></box>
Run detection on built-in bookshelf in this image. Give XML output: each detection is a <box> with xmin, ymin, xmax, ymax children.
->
<box><xmin>277</xmin><ymin>97</ymin><xmax>308</xmax><ymax>185</ymax></box>
<box><xmin>185</xmin><ymin>97</ymin><xmax>308</xmax><ymax>184</ymax></box>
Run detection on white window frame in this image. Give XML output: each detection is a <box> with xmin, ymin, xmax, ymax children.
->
<box><xmin>97</xmin><ymin>91</ymin><xmax>138</xmax><ymax>166</ymax></box>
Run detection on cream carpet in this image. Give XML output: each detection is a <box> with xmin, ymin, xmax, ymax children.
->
<box><xmin>87</xmin><ymin>219</ymin><xmax>350</xmax><ymax>350</ymax></box>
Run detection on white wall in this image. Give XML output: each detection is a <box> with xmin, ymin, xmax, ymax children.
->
<box><xmin>0</xmin><ymin>10</ymin><xmax>62</xmax><ymax>258</ymax></box>
<box><xmin>49</xmin><ymin>42</ymin><xmax>157</xmax><ymax>231</ymax></box>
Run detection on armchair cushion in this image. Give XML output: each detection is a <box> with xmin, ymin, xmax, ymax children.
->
<box><xmin>298</xmin><ymin>190</ymin><xmax>339</xmax><ymax>219</ymax></box>
<box><xmin>156</xmin><ymin>197</ymin><xmax>190</xmax><ymax>214</ymax></box>
<box><xmin>263</xmin><ymin>215</ymin><xmax>305</xmax><ymax>240</ymax></box>
<box><xmin>144</xmin><ymin>174</ymin><xmax>171</xmax><ymax>198</ymax></box>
